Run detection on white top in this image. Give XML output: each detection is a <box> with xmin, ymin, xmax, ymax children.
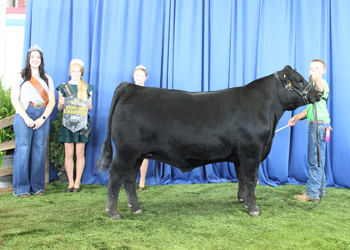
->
<box><xmin>13</xmin><ymin>73</ymin><xmax>54</xmax><ymax>111</ymax></box>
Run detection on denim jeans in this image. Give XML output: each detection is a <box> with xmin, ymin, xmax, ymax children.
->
<box><xmin>306</xmin><ymin>122</ymin><xmax>329</xmax><ymax>200</ymax></box>
<box><xmin>13</xmin><ymin>106</ymin><xmax>50</xmax><ymax>196</ymax></box>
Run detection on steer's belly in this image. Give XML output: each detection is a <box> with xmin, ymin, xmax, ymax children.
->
<box><xmin>143</xmin><ymin>152</ymin><xmax>231</xmax><ymax>172</ymax></box>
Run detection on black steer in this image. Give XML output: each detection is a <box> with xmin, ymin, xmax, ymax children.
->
<box><xmin>96</xmin><ymin>65</ymin><xmax>321</xmax><ymax>219</ymax></box>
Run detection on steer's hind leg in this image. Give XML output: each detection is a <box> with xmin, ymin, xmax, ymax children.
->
<box><xmin>106</xmin><ymin>155</ymin><xmax>137</xmax><ymax>219</ymax></box>
<box><xmin>124</xmin><ymin>159</ymin><xmax>143</xmax><ymax>214</ymax></box>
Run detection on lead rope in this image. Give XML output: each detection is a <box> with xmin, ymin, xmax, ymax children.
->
<box><xmin>285</xmin><ymin>78</ymin><xmax>325</xmax><ymax>209</ymax></box>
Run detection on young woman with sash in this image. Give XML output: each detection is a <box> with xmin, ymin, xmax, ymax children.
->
<box><xmin>11</xmin><ymin>44</ymin><xmax>56</xmax><ymax>197</ymax></box>
<box><xmin>56</xmin><ymin>59</ymin><xmax>94</xmax><ymax>193</ymax></box>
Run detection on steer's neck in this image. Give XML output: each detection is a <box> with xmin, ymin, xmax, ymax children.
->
<box><xmin>261</xmin><ymin>74</ymin><xmax>287</xmax><ymax>131</ymax></box>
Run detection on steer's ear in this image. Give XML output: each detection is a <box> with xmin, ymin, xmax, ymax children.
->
<box><xmin>279</xmin><ymin>65</ymin><xmax>293</xmax><ymax>84</ymax></box>
<box><xmin>283</xmin><ymin>65</ymin><xmax>293</xmax><ymax>71</ymax></box>
<box><xmin>277</xmin><ymin>70</ymin><xmax>289</xmax><ymax>84</ymax></box>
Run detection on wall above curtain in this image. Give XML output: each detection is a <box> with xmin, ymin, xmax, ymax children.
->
<box><xmin>23</xmin><ymin>0</ymin><xmax>350</xmax><ymax>188</ymax></box>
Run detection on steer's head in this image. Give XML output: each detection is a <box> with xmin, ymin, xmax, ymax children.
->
<box><xmin>274</xmin><ymin>65</ymin><xmax>321</xmax><ymax>110</ymax></box>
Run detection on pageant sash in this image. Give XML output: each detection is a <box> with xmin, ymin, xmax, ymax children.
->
<box><xmin>29</xmin><ymin>76</ymin><xmax>49</xmax><ymax>105</ymax></box>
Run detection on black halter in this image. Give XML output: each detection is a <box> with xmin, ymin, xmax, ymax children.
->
<box><xmin>274</xmin><ymin>73</ymin><xmax>313</xmax><ymax>104</ymax></box>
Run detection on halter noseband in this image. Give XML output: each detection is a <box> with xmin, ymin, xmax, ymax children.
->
<box><xmin>274</xmin><ymin>73</ymin><xmax>313</xmax><ymax>104</ymax></box>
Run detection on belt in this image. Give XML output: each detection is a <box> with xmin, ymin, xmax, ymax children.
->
<box><xmin>29</xmin><ymin>102</ymin><xmax>46</xmax><ymax>109</ymax></box>
<box><xmin>309</xmin><ymin>120</ymin><xmax>329</xmax><ymax>125</ymax></box>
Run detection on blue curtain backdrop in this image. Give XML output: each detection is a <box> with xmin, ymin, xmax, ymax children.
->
<box><xmin>22</xmin><ymin>0</ymin><xmax>350</xmax><ymax>188</ymax></box>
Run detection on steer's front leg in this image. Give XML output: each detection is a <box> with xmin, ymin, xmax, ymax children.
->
<box><xmin>242</xmin><ymin>165</ymin><xmax>260</xmax><ymax>216</ymax></box>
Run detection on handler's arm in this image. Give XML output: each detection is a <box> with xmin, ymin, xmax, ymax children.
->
<box><xmin>311</xmin><ymin>74</ymin><xmax>324</xmax><ymax>93</ymax></box>
<box><xmin>288</xmin><ymin>109</ymin><xmax>307</xmax><ymax>126</ymax></box>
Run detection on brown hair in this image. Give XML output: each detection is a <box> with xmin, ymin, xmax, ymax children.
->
<box><xmin>21</xmin><ymin>50</ymin><xmax>49</xmax><ymax>86</ymax></box>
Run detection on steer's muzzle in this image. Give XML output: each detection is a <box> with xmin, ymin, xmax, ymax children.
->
<box><xmin>307</xmin><ymin>88</ymin><xmax>322</xmax><ymax>104</ymax></box>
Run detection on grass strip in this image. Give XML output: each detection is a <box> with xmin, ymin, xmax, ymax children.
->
<box><xmin>1</xmin><ymin>181</ymin><xmax>349</xmax><ymax>249</ymax></box>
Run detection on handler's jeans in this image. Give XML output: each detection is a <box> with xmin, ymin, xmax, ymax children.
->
<box><xmin>13</xmin><ymin>106</ymin><xmax>50</xmax><ymax>196</ymax></box>
<box><xmin>306</xmin><ymin>122</ymin><xmax>329</xmax><ymax>200</ymax></box>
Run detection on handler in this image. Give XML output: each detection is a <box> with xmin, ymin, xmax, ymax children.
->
<box><xmin>56</xmin><ymin>59</ymin><xmax>94</xmax><ymax>193</ymax></box>
<box><xmin>288</xmin><ymin>59</ymin><xmax>330</xmax><ymax>201</ymax></box>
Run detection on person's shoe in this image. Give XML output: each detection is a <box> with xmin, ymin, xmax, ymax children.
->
<box><xmin>36</xmin><ymin>191</ymin><xmax>46</xmax><ymax>196</ymax></box>
<box><xmin>65</xmin><ymin>187</ymin><xmax>74</xmax><ymax>193</ymax></box>
<box><xmin>19</xmin><ymin>194</ymin><xmax>30</xmax><ymax>198</ymax></box>
<box><xmin>138</xmin><ymin>185</ymin><xmax>146</xmax><ymax>191</ymax></box>
<box><xmin>301</xmin><ymin>191</ymin><xmax>325</xmax><ymax>198</ymax></box>
<box><xmin>294</xmin><ymin>193</ymin><xmax>318</xmax><ymax>202</ymax></box>
<box><xmin>73</xmin><ymin>186</ymin><xmax>82</xmax><ymax>193</ymax></box>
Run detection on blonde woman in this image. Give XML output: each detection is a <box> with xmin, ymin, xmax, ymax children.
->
<box><xmin>133</xmin><ymin>65</ymin><xmax>149</xmax><ymax>190</ymax></box>
<box><xmin>56</xmin><ymin>59</ymin><xmax>94</xmax><ymax>193</ymax></box>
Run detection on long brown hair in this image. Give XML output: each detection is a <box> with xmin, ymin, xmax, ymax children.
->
<box><xmin>21</xmin><ymin>50</ymin><xmax>49</xmax><ymax>86</ymax></box>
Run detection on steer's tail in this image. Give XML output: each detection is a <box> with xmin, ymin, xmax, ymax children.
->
<box><xmin>95</xmin><ymin>82</ymin><xmax>130</xmax><ymax>172</ymax></box>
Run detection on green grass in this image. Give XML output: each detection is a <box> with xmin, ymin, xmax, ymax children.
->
<box><xmin>1</xmin><ymin>182</ymin><xmax>349</xmax><ymax>249</ymax></box>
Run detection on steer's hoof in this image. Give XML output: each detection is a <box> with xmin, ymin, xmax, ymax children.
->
<box><xmin>248</xmin><ymin>210</ymin><xmax>261</xmax><ymax>217</ymax></box>
<box><xmin>127</xmin><ymin>203</ymin><xmax>132</xmax><ymax>208</ymax></box>
<box><xmin>110</xmin><ymin>214</ymin><xmax>121</xmax><ymax>219</ymax></box>
<box><xmin>238</xmin><ymin>198</ymin><xmax>244</xmax><ymax>203</ymax></box>
<box><xmin>106</xmin><ymin>207</ymin><xmax>109</xmax><ymax>211</ymax></box>
<box><xmin>133</xmin><ymin>209</ymin><xmax>143</xmax><ymax>214</ymax></box>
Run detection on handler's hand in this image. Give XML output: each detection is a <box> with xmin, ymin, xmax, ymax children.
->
<box><xmin>310</xmin><ymin>73</ymin><xmax>321</xmax><ymax>83</ymax></box>
<box><xmin>288</xmin><ymin>116</ymin><xmax>298</xmax><ymax>126</ymax></box>
<box><xmin>33</xmin><ymin>117</ymin><xmax>45</xmax><ymax>130</ymax></box>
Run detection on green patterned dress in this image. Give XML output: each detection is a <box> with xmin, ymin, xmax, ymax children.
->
<box><xmin>56</xmin><ymin>83</ymin><xmax>95</xmax><ymax>143</ymax></box>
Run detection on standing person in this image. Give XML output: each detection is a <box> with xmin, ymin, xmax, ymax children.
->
<box><xmin>289</xmin><ymin>59</ymin><xmax>330</xmax><ymax>201</ymax></box>
<box><xmin>133</xmin><ymin>65</ymin><xmax>149</xmax><ymax>190</ymax></box>
<box><xmin>56</xmin><ymin>59</ymin><xmax>94</xmax><ymax>193</ymax></box>
<box><xmin>11</xmin><ymin>44</ymin><xmax>56</xmax><ymax>197</ymax></box>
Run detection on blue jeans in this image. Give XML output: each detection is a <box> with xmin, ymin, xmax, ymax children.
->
<box><xmin>13</xmin><ymin>106</ymin><xmax>50</xmax><ymax>196</ymax></box>
<box><xmin>306</xmin><ymin>122</ymin><xmax>329</xmax><ymax>200</ymax></box>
